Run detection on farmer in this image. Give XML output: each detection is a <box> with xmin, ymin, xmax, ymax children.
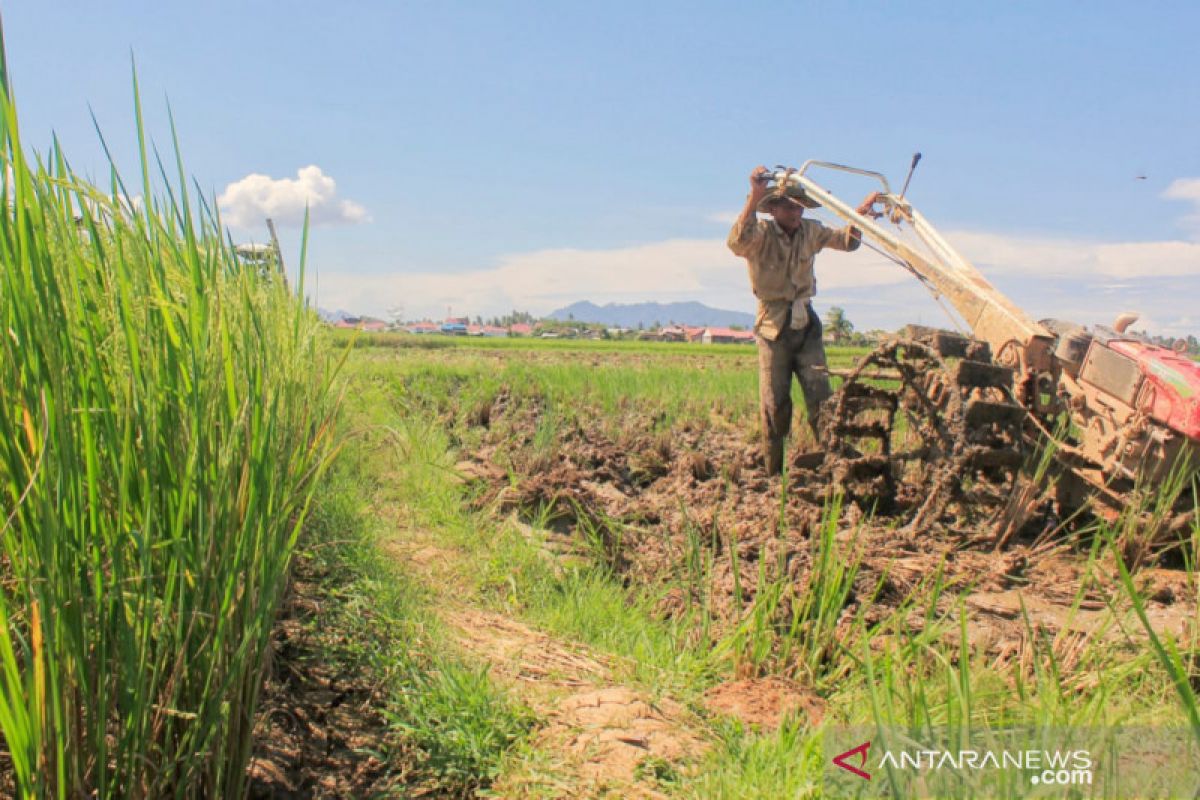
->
<box><xmin>727</xmin><ymin>165</ymin><xmax>880</xmax><ymax>476</ymax></box>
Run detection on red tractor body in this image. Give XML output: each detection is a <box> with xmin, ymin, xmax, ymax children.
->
<box><xmin>1108</xmin><ymin>341</ymin><xmax>1200</xmax><ymax>441</ymax></box>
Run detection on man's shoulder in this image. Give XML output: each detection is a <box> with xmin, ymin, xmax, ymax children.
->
<box><xmin>740</xmin><ymin>217</ymin><xmax>774</xmax><ymax>240</ymax></box>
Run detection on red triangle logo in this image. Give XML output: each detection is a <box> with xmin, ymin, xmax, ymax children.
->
<box><xmin>833</xmin><ymin>740</ymin><xmax>872</xmax><ymax>780</ymax></box>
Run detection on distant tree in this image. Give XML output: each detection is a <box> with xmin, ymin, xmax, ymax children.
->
<box><xmin>826</xmin><ymin>306</ymin><xmax>854</xmax><ymax>343</ymax></box>
<box><xmin>493</xmin><ymin>309</ymin><xmax>536</xmax><ymax>326</ymax></box>
<box><xmin>730</xmin><ymin>324</ymin><xmax>745</xmax><ymax>331</ymax></box>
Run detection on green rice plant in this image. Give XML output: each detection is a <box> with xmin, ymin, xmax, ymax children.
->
<box><xmin>728</xmin><ymin>524</ymin><xmax>744</xmax><ymax>613</ymax></box>
<box><xmin>1113</xmin><ymin>452</ymin><xmax>1197</xmax><ymax>570</ymax></box>
<box><xmin>992</xmin><ymin>420</ymin><xmax>1067</xmax><ymax>548</ymax></box>
<box><xmin>678</xmin><ymin>501</ymin><xmax>717</xmax><ymax>646</ymax></box>
<box><xmin>783</xmin><ymin>496</ymin><xmax>868</xmax><ymax>687</ymax></box>
<box><xmin>711</xmin><ymin>496</ymin><xmax>872</xmax><ymax>685</ymax></box>
<box><xmin>734</xmin><ymin>557</ymin><xmax>787</xmax><ymax>678</ymax></box>
<box><xmin>0</xmin><ymin>41</ymin><xmax>337</xmax><ymax>798</ymax></box>
<box><xmin>1113</xmin><ymin>540</ymin><xmax>1200</xmax><ymax>749</ymax></box>
<box><xmin>851</xmin><ymin>542</ymin><xmax>1184</xmax><ymax>798</ymax></box>
<box><xmin>570</xmin><ymin>502</ymin><xmax>626</xmax><ymax>572</ymax></box>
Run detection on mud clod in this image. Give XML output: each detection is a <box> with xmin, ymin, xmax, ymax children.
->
<box><xmin>703</xmin><ymin>677</ymin><xmax>825</xmax><ymax>730</ymax></box>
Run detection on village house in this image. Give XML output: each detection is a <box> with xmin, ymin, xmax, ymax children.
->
<box><xmin>468</xmin><ymin>324</ymin><xmax>508</xmax><ymax>337</ymax></box>
<box><xmin>702</xmin><ymin>327</ymin><xmax>755</xmax><ymax>345</ymax></box>
<box><xmin>332</xmin><ymin>316</ymin><xmax>389</xmax><ymax>332</ymax></box>
<box><xmin>440</xmin><ymin>317</ymin><xmax>469</xmax><ymax>335</ymax></box>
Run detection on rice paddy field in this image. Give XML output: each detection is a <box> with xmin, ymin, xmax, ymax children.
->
<box><xmin>278</xmin><ymin>332</ymin><xmax>1197</xmax><ymax>798</ymax></box>
<box><xmin>2</xmin><ymin>33</ymin><xmax>1199</xmax><ymax>800</ymax></box>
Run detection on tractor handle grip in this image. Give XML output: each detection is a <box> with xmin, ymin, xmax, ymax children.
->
<box><xmin>767</xmin><ymin>161</ymin><xmax>892</xmax><ymax>195</ymax></box>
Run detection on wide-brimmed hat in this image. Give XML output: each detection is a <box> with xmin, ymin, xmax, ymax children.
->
<box><xmin>756</xmin><ymin>183</ymin><xmax>820</xmax><ymax>212</ymax></box>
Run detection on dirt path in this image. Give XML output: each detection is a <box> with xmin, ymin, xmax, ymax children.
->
<box><xmin>386</xmin><ymin>536</ymin><xmax>709</xmax><ymax>798</ymax></box>
<box><xmin>450</xmin><ymin>606</ymin><xmax>703</xmax><ymax>798</ymax></box>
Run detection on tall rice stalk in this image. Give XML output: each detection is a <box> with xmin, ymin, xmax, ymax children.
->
<box><xmin>0</xmin><ymin>30</ymin><xmax>338</xmax><ymax>798</ymax></box>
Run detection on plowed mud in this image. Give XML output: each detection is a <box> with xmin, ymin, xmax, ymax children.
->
<box><xmin>247</xmin><ymin>569</ymin><xmax>403</xmax><ymax>798</ymax></box>
<box><xmin>459</xmin><ymin>393</ymin><xmax>1197</xmax><ymax>660</ymax></box>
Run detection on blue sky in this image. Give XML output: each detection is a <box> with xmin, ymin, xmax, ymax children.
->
<box><xmin>5</xmin><ymin>2</ymin><xmax>1199</xmax><ymax>334</ymax></box>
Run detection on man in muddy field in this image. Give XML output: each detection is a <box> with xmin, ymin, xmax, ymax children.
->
<box><xmin>727</xmin><ymin>165</ymin><xmax>880</xmax><ymax>477</ymax></box>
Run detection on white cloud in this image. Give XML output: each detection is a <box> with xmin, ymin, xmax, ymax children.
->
<box><xmin>1164</xmin><ymin>178</ymin><xmax>1200</xmax><ymax>202</ymax></box>
<box><xmin>315</xmin><ymin>234</ymin><xmax>929</xmax><ymax>324</ymax></box>
<box><xmin>879</xmin><ymin>227</ymin><xmax>1200</xmax><ymax>335</ymax></box>
<box><xmin>319</xmin><ymin>238</ymin><xmax>749</xmax><ymax>320</ymax></box>
<box><xmin>313</xmin><ymin>222</ymin><xmax>1200</xmax><ymax>338</ymax></box>
<box><xmin>706</xmin><ymin>210</ymin><xmax>739</xmax><ymax>225</ymax></box>
<box><xmin>947</xmin><ymin>230</ymin><xmax>1200</xmax><ymax>279</ymax></box>
<box><xmin>218</xmin><ymin>165</ymin><xmax>369</xmax><ymax>229</ymax></box>
<box><xmin>1164</xmin><ymin>177</ymin><xmax>1200</xmax><ymax>238</ymax></box>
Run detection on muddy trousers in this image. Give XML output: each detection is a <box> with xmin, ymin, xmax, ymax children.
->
<box><xmin>757</xmin><ymin>306</ymin><xmax>831</xmax><ymax>476</ymax></box>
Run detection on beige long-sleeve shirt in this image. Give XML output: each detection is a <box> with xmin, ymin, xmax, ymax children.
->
<box><xmin>727</xmin><ymin>216</ymin><xmax>861</xmax><ymax>340</ymax></box>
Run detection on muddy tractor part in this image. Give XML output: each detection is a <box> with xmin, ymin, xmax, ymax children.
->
<box><xmin>765</xmin><ymin>161</ymin><xmax>1200</xmax><ymax>531</ymax></box>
